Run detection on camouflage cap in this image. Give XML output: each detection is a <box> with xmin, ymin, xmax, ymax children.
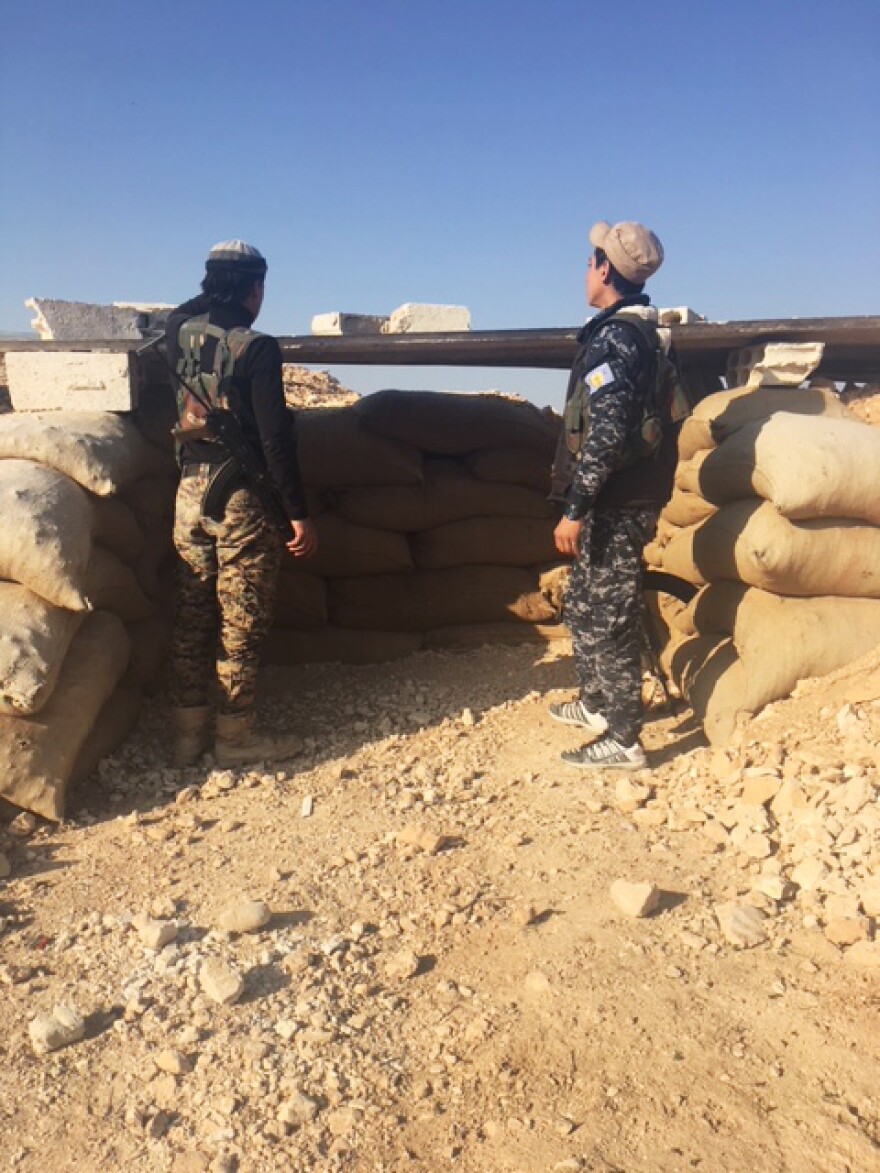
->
<box><xmin>589</xmin><ymin>221</ymin><xmax>664</xmax><ymax>284</ymax></box>
<box><xmin>205</xmin><ymin>240</ymin><xmax>268</xmax><ymax>276</ymax></box>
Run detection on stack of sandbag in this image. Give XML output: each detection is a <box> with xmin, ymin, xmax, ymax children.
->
<box><xmin>644</xmin><ymin>382</ymin><xmax>880</xmax><ymax>743</ymax></box>
<box><xmin>267</xmin><ymin>390</ymin><xmax>567</xmax><ymax>664</ymax></box>
<box><xmin>0</xmin><ymin>411</ymin><xmax>176</xmax><ymax>819</ymax></box>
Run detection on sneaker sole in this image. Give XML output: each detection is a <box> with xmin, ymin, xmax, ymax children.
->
<box><xmin>561</xmin><ymin>753</ymin><xmax>647</xmax><ymax>771</ymax></box>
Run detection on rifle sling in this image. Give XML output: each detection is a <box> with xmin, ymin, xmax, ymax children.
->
<box><xmin>201</xmin><ymin>457</ymin><xmax>243</xmax><ymax>522</ymax></box>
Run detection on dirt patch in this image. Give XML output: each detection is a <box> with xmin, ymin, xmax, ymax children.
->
<box><xmin>0</xmin><ymin>640</ymin><xmax>878</xmax><ymax>1172</ymax></box>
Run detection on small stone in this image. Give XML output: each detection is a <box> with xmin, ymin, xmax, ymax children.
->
<box><xmin>715</xmin><ymin>902</ymin><xmax>768</xmax><ymax>948</ymax></box>
<box><xmin>610</xmin><ymin>880</ymin><xmax>660</xmax><ymax>918</ymax></box>
<box><xmin>752</xmin><ymin>876</ymin><xmax>792</xmax><ymax>903</ymax></box>
<box><xmin>791</xmin><ymin>858</ymin><xmax>830</xmax><ymax>892</ymax></box>
<box><xmin>384</xmin><ymin>949</ymin><xmax>422</xmax><ymax>980</ymax></box>
<box><xmin>844</xmin><ymin>940</ymin><xmax>880</xmax><ymax>967</ymax></box>
<box><xmin>170</xmin><ymin>1154</ymin><xmax>210</xmax><ymax>1173</ymax></box>
<box><xmin>278</xmin><ymin>1091</ymin><xmax>320</xmax><ymax>1124</ymax></box>
<box><xmin>217</xmin><ymin>898</ymin><xmax>271</xmax><ymax>934</ymax></box>
<box><xmin>147</xmin><ymin>1109</ymin><xmax>172</xmax><ymax>1139</ymax></box>
<box><xmin>824</xmin><ymin>918</ymin><xmax>869</xmax><ymax>947</ymax></box>
<box><xmin>326</xmin><ymin>1106</ymin><xmax>359</xmax><ymax>1136</ymax></box>
<box><xmin>740</xmin><ymin>774</ymin><xmax>782</xmax><ymax>807</ymax></box>
<box><xmin>155</xmin><ymin>1048</ymin><xmax>193</xmax><ymax>1075</ymax></box>
<box><xmin>859</xmin><ymin>884</ymin><xmax>880</xmax><ymax>918</ymax></box>
<box><xmin>524</xmin><ymin>970</ymin><xmax>552</xmax><ymax>995</ymax></box>
<box><xmin>9</xmin><ymin>812</ymin><xmax>37</xmax><ymax>837</ymax></box>
<box><xmin>741</xmin><ymin>833</ymin><xmax>774</xmax><ymax>860</ymax></box>
<box><xmin>614</xmin><ymin>778</ymin><xmax>652</xmax><ymax>813</ymax></box>
<box><xmin>199</xmin><ymin>958</ymin><xmax>244</xmax><ymax>1004</ymax></box>
<box><xmin>133</xmin><ymin>915</ymin><xmax>178</xmax><ymax>951</ymax></box>
<box><xmin>29</xmin><ymin>1004</ymin><xmax>86</xmax><ymax>1054</ymax></box>
<box><xmin>513</xmin><ymin>903</ymin><xmax>539</xmax><ymax>926</ymax></box>
<box><xmin>300</xmin><ymin>795</ymin><xmax>313</xmax><ymax>818</ymax></box>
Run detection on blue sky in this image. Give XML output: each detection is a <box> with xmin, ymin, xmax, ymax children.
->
<box><xmin>1</xmin><ymin>0</ymin><xmax>877</xmax><ymax>409</ymax></box>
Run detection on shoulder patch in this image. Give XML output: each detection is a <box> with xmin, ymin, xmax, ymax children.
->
<box><xmin>585</xmin><ymin>362</ymin><xmax>614</xmax><ymax>394</ymax></box>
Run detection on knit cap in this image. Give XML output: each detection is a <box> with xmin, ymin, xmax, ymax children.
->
<box><xmin>205</xmin><ymin>240</ymin><xmax>268</xmax><ymax>276</ymax></box>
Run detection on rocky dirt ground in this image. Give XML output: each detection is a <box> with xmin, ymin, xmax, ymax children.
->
<box><xmin>1</xmin><ymin>638</ymin><xmax>878</xmax><ymax>1173</ymax></box>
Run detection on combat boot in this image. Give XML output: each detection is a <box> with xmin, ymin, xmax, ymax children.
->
<box><xmin>214</xmin><ymin>712</ymin><xmax>303</xmax><ymax>768</ymax></box>
<box><xmin>172</xmin><ymin>705</ymin><xmax>213</xmax><ymax>767</ymax></box>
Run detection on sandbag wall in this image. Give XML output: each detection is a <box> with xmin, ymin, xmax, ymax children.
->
<box><xmin>267</xmin><ymin>389</ymin><xmax>565</xmax><ymax>663</ymax></box>
<box><xmin>645</xmin><ymin>382</ymin><xmax>880</xmax><ymax>744</ymax></box>
<box><xmin>0</xmin><ymin>411</ymin><xmax>178</xmax><ymax>819</ymax></box>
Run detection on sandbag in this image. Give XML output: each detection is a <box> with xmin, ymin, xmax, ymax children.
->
<box><xmin>355</xmin><ymin>389</ymin><xmax>558</xmax><ymax>456</ymax></box>
<box><xmin>0</xmin><ymin>584</ymin><xmax>85</xmax><ymax>716</ymax></box>
<box><xmin>295</xmin><ymin>408</ymin><xmax>423</xmax><ymax>487</ymax></box>
<box><xmin>694</xmin><ymin>413</ymin><xmax>880</xmax><ymax>524</ymax></box>
<box><xmin>0</xmin><ymin>459</ymin><xmax>94</xmax><ymax>609</ymax></box>
<box><xmin>659</xmin><ymin>500</ymin><xmax>880</xmax><ymax>597</ymax></box>
<box><xmin>121</xmin><ymin>475</ymin><xmax>179</xmax><ymax>527</ymax></box>
<box><xmin>263</xmin><ymin>626</ymin><xmax>422</xmax><ymax>665</ymax></box>
<box><xmin>411</xmin><ymin>516</ymin><xmax>558</xmax><ymax>570</ymax></box>
<box><xmin>0</xmin><ymin>411</ymin><xmax>169</xmax><ymax>496</ymax></box>
<box><xmin>329</xmin><ymin>566</ymin><xmax>558</xmax><ymax>631</ymax></box>
<box><xmin>464</xmin><ymin>446</ymin><xmax>553</xmax><ymax>493</ymax></box>
<box><xmin>126</xmin><ymin>614</ymin><xmax>173</xmax><ymax>688</ymax></box>
<box><xmin>89</xmin><ymin>494</ymin><xmax>145</xmax><ymax>564</ymax></box>
<box><xmin>333</xmin><ymin>459</ymin><xmax>555</xmax><ymax>531</ymax></box>
<box><xmin>69</xmin><ymin>686</ymin><xmax>143</xmax><ymax>790</ymax></box>
<box><xmin>84</xmin><ymin>546</ymin><xmax>155</xmax><ymax>623</ymax></box>
<box><xmin>661</xmin><ymin>486</ymin><xmax>718</xmax><ymax>529</ymax></box>
<box><xmin>273</xmin><ymin>571</ymin><xmax>329</xmax><ymax>630</ymax></box>
<box><xmin>671</xmin><ymin>635</ymin><xmax>745</xmax><ymax>745</ymax></box>
<box><xmin>680</xmin><ymin>383</ymin><xmax>853</xmax><ymax>456</ymax></box>
<box><xmin>297</xmin><ymin>512</ymin><xmax>413</xmax><ymax>578</ymax></box>
<box><xmin>0</xmin><ymin>611</ymin><xmax>131</xmax><ymax>820</ymax></box>
<box><xmin>424</xmin><ymin>622</ymin><xmax>568</xmax><ymax>649</ymax></box>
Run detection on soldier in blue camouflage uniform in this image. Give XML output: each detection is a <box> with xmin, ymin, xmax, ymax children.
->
<box><xmin>549</xmin><ymin>220</ymin><xmax>675</xmax><ymax>770</ymax></box>
<box><xmin>165</xmin><ymin>241</ymin><xmax>317</xmax><ymax>768</ymax></box>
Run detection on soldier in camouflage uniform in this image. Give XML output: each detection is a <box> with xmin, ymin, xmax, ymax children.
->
<box><xmin>164</xmin><ymin>241</ymin><xmax>317</xmax><ymax>768</ymax></box>
<box><xmin>549</xmin><ymin>220</ymin><xmax>675</xmax><ymax>770</ymax></box>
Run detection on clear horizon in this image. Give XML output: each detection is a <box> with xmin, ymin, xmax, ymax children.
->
<box><xmin>2</xmin><ymin>0</ymin><xmax>878</xmax><ymax>411</ymax></box>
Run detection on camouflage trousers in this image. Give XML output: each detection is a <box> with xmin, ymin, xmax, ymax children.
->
<box><xmin>171</xmin><ymin>465</ymin><xmax>282</xmax><ymax>714</ymax></box>
<box><xmin>564</xmin><ymin>506</ymin><xmax>659</xmax><ymax>745</ymax></box>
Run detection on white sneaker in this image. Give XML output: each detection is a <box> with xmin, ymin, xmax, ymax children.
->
<box><xmin>548</xmin><ymin>699</ymin><xmax>608</xmax><ymax>735</ymax></box>
<box><xmin>562</xmin><ymin>735</ymin><xmax>647</xmax><ymax>771</ymax></box>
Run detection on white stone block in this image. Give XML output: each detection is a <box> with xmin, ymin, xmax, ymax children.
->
<box><xmin>727</xmin><ymin>342</ymin><xmax>825</xmax><ymax>389</ymax></box>
<box><xmin>310</xmin><ymin>312</ymin><xmax>388</xmax><ymax>336</ymax></box>
<box><xmin>6</xmin><ymin>350</ymin><xmax>139</xmax><ymax>412</ymax></box>
<box><xmin>657</xmin><ymin>306</ymin><xmax>706</xmax><ymax>325</ymax></box>
<box><xmin>385</xmin><ymin>303</ymin><xmax>471</xmax><ymax>334</ymax></box>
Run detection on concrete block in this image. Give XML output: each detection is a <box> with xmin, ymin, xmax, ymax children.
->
<box><xmin>26</xmin><ymin>298</ymin><xmax>170</xmax><ymax>342</ymax></box>
<box><xmin>657</xmin><ymin>306</ymin><xmax>706</xmax><ymax>325</ymax></box>
<box><xmin>6</xmin><ymin>350</ymin><xmax>140</xmax><ymax>412</ymax></box>
<box><xmin>385</xmin><ymin>303</ymin><xmax>471</xmax><ymax>334</ymax></box>
<box><xmin>726</xmin><ymin>342</ymin><xmax>825</xmax><ymax>389</ymax></box>
<box><xmin>311</xmin><ymin>312</ymin><xmax>388</xmax><ymax>336</ymax></box>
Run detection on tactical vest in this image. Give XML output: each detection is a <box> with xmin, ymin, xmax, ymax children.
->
<box><xmin>562</xmin><ymin>311</ymin><xmax>690</xmax><ymax>471</ymax></box>
<box><xmin>173</xmin><ymin>315</ymin><xmax>261</xmax><ymax>443</ymax></box>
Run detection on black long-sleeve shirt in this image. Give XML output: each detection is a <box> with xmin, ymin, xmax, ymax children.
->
<box><xmin>164</xmin><ymin>296</ymin><xmax>308</xmax><ymax>521</ymax></box>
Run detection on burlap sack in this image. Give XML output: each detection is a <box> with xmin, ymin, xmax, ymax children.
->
<box><xmin>411</xmin><ymin>516</ymin><xmax>558</xmax><ymax>570</ymax></box>
<box><xmin>355</xmin><ymin>390</ymin><xmax>558</xmax><ymax>456</ymax></box>
<box><xmin>121</xmin><ymin>475</ymin><xmax>179</xmax><ymax>527</ymax></box>
<box><xmin>126</xmin><ymin>614</ymin><xmax>173</xmax><ymax>689</ymax></box>
<box><xmin>333</xmin><ymin>459</ymin><xmax>555</xmax><ymax>531</ymax></box>
<box><xmin>465</xmin><ymin>446</ymin><xmax>553</xmax><ymax>493</ymax></box>
<box><xmin>677</xmin><ymin>383</ymin><xmax>853</xmax><ymax>461</ymax></box>
<box><xmin>329</xmin><ymin>566</ymin><xmax>558</xmax><ymax>631</ymax></box>
<box><xmin>274</xmin><ymin>571</ymin><xmax>329</xmax><ymax>630</ymax></box>
<box><xmin>660</xmin><ymin>500</ymin><xmax>880</xmax><ymax>597</ymax></box>
<box><xmin>69</xmin><ymin>686</ymin><xmax>142</xmax><ymax>790</ymax></box>
<box><xmin>424</xmin><ymin>622</ymin><xmax>568</xmax><ymax>649</ymax></box>
<box><xmin>263</xmin><ymin>627</ymin><xmax>422</xmax><ymax>665</ymax></box>
<box><xmin>0</xmin><ymin>584</ymin><xmax>85</xmax><ymax>716</ymax></box>
<box><xmin>89</xmin><ymin>495</ymin><xmax>145</xmax><ymax>564</ymax></box>
<box><xmin>0</xmin><ymin>411</ymin><xmax>170</xmax><ymax>496</ymax></box>
<box><xmin>0</xmin><ymin>611</ymin><xmax>131</xmax><ymax>819</ymax></box>
<box><xmin>295</xmin><ymin>408</ymin><xmax>423</xmax><ymax>487</ymax></box>
<box><xmin>84</xmin><ymin>546</ymin><xmax>155</xmax><ymax>623</ymax></box>
<box><xmin>661</xmin><ymin>486</ymin><xmax>717</xmax><ymax>529</ymax></box>
<box><xmin>672</xmin><ymin>591</ymin><xmax>880</xmax><ymax>745</ymax></box>
<box><xmin>0</xmin><ymin>459</ymin><xmax>94</xmax><ymax>609</ymax></box>
<box><xmin>694</xmin><ymin>413</ymin><xmax>880</xmax><ymax>524</ymax></box>
<box><xmin>298</xmin><ymin>513</ymin><xmax>412</xmax><ymax>578</ymax></box>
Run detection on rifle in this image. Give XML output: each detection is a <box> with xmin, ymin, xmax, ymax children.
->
<box><xmin>136</xmin><ymin>332</ymin><xmax>292</xmax><ymax>538</ymax></box>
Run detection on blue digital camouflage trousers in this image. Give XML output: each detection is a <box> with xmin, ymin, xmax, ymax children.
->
<box><xmin>564</xmin><ymin>506</ymin><xmax>659</xmax><ymax>745</ymax></box>
<box><xmin>171</xmin><ymin>465</ymin><xmax>282</xmax><ymax>714</ymax></box>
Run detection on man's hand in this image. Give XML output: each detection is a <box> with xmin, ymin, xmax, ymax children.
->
<box><xmin>554</xmin><ymin>516</ymin><xmax>582</xmax><ymax>558</ymax></box>
<box><xmin>286</xmin><ymin>518</ymin><xmax>317</xmax><ymax>559</ymax></box>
